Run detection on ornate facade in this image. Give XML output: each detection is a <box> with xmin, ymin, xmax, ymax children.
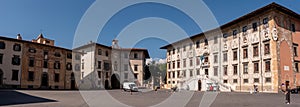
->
<box><xmin>161</xmin><ymin>3</ymin><xmax>300</xmax><ymax>93</ymax></box>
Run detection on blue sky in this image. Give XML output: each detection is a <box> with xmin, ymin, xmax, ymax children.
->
<box><xmin>0</xmin><ymin>0</ymin><xmax>300</xmax><ymax>58</ymax></box>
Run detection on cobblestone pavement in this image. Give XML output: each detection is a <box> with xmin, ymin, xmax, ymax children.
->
<box><xmin>0</xmin><ymin>89</ymin><xmax>299</xmax><ymax>107</ymax></box>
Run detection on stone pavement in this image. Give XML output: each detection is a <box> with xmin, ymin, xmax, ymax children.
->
<box><xmin>0</xmin><ymin>89</ymin><xmax>299</xmax><ymax>107</ymax></box>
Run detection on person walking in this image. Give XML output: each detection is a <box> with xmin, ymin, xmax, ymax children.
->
<box><xmin>285</xmin><ymin>86</ymin><xmax>291</xmax><ymax>104</ymax></box>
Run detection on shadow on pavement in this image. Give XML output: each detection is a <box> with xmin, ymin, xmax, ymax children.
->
<box><xmin>0</xmin><ymin>90</ymin><xmax>57</xmax><ymax>106</ymax></box>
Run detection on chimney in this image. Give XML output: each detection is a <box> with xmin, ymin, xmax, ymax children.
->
<box><xmin>17</xmin><ymin>34</ymin><xmax>22</xmax><ymax>40</ymax></box>
<box><xmin>112</xmin><ymin>39</ymin><xmax>119</xmax><ymax>48</ymax></box>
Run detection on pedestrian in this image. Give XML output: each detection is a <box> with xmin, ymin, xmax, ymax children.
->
<box><xmin>285</xmin><ymin>86</ymin><xmax>291</xmax><ymax>104</ymax></box>
<box><xmin>129</xmin><ymin>84</ymin><xmax>133</xmax><ymax>95</ymax></box>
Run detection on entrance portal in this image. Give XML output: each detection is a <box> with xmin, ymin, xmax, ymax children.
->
<box><xmin>198</xmin><ymin>80</ymin><xmax>202</xmax><ymax>91</ymax></box>
<box><xmin>105</xmin><ymin>80</ymin><xmax>109</xmax><ymax>89</ymax></box>
<box><xmin>111</xmin><ymin>74</ymin><xmax>120</xmax><ymax>89</ymax></box>
<box><xmin>41</xmin><ymin>73</ymin><xmax>49</xmax><ymax>88</ymax></box>
<box><xmin>71</xmin><ymin>73</ymin><xmax>76</xmax><ymax>90</ymax></box>
<box><xmin>0</xmin><ymin>70</ymin><xmax>3</xmax><ymax>86</ymax></box>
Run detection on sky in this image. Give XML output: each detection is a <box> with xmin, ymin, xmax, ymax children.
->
<box><xmin>0</xmin><ymin>0</ymin><xmax>300</xmax><ymax>59</ymax></box>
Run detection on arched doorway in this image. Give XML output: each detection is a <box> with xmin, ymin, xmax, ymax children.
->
<box><xmin>41</xmin><ymin>72</ymin><xmax>49</xmax><ymax>88</ymax></box>
<box><xmin>71</xmin><ymin>73</ymin><xmax>76</xmax><ymax>90</ymax></box>
<box><xmin>111</xmin><ymin>74</ymin><xmax>120</xmax><ymax>89</ymax></box>
<box><xmin>198</xmin><ymin>80</ymin><xmax>202</xmax><ymax>91</ymax></box>
<box><xmin>0</xmin><ymin>69</ymin><xmax>3</xmax><ymax>86</ymax></box>
<box><xmin>105</xmin><ymin>80</ymin><xmax>109</xmax><ymax>89</ymax></box>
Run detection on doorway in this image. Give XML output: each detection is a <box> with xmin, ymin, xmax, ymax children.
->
<box><xmin>198</xmin><ymin>80</ymin><xmax>202</xmax><ymax>91</ymax></box>
<box><xmin>105</xmin><ymin>80</ymin><xmax>109</xmax><ymax>89</ymax></box>
<box><xmin>41</xmin><ymin>73</ymin><xmax>49</xmax><ymax>88</ymax></box>
<box><xmin>71</xmin><ymin>73</ymin><xmax>76</xmax><ymax>90</ymax></box>
<box><xmin>111</xmin><ymin>74</ymin><xmax>120</xmax><ymax>89</ymax></box>
<box><xmin>0</xmin><ymin>70</ymin><xmax>3</xmax><ymax>86</ymax></box>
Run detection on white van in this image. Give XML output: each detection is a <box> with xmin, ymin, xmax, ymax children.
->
<box><xmin>123</xmin><ymin>82</ymin><xmax>138</xmax><ymax>92</ymax></box>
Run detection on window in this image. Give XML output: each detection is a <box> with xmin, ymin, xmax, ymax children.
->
<box><xmin>196</xmin><ymin>69</ymin><xmax>200</xmax><ymax>75</ymax></box>
<box><xmin>104</xmin><ymin>62</ymin><xmax>110</xmax><ymax>71</ymax></box>
<box><xmin>66</xmin><ymin>63</ymin><xmax>72</xmax><ymax>70</ymax></box>
<box><xmin>75</xmin><ymin>54</ymin><xmax>81</xmax><ymax>60</ymax></box>
<box><xmin>252</xmin><ymin>22</ymin><xmax>258</xmax><ymax>31</ymax></box>
<box><xmin>43</xmin><ymin>60</ymin><xmax>48</xmax><ymax>68</ymax></box>
<box><xmin>0</xmin><ymin>42</ymin><xmax>5</xmax><ymax>49</ymax></box>
<box><xmin>233</xmin><ymin>50</ymin><xmax>237</xmax><ymax>60</ymax></box>
<box><xmin>214</xmin><ymin>54</ymin><xmax>218</xmax><ymax>63</ymax></box>
<box><xmin>0</xmin><ymin>53</ymin><xmax>3</xmax><ymax>64</ymax></box>
<box><xmin>134</xmin><ymin>53</ymin><xmax>138</xmax><ymax>58</ymax></box>
<box><xmin>168</xmin><ymin>72</ymin><xmax>171</xmax><ymax>78</ymax></box>
<box><xmin>183</xmin><ymin>70</ymin><xmax>186</xmax><ymax>77</ymax></box>
<box><xmin>172</xmin><ymin>61</ymin><xmax>175</xmax><ymax>69</ymax></box>
<box><xmin>223</xmin><ymin>33</ymin><xmax>228</xmax><ymax>38</ymax></box>
<box><xmin>223</xmin><ymin>80</ymin><xmax>228</xmax><ymax>83</ymax></box>
<box><xmin>223</xmin><ymin>66</ymin><xmax>228</xmax><ymax>75</ymax></box>
<box><xmin>177</xmin><ymin>61</ymin><xmax>180</xmax><ymax>68</ymax></box>
<box><xmin>54</xmin><ymin>73</ymin><xmax>59</xmax><ymax>82</ymax></box>
<box><xmin>205</xmin><ymin>69</ymin><xmax>209</xmax><ymax>75</ymax></box>
<box><xmin>97</xmin><ymin>61</ymin><xmax>101</xmax><ymax>69</ymax></box>
<box><xmin>82</xmin><ymin>72</ymin><xmax>84</xmax><ymax>78</ymax></box>
<box><xmin>172</xmin><ymin>49</ymin><xmax>175</xmax><ymax>54</ymax></box>
<box><xmin>81</xmin><ymin>63</ymin><xmax>84</xmax><ymax>70</ymax></box>
<box><xmin>168</xmin><ymin>50</ymin><xmax>171</xmax><ymax>55</ymax></box>
<box><xmin>233</xmin><ymin>79</ymin><xmax>238</xmax><ymax>83</ymax></box>
<box><xmin>265</xmin><ymin>43</ymin><xmax>270</xmax><ymax>55</ymax></box>
<box><xmin>54</xmin><ymin>61</ymin><xmax>61</xmax><ymax>69</ymax></box>
<box><xmin>124</xmin><ymin>64</ymin><xmax>128</xmax><ymax>71</ymax></box>
<box><xmin>134</xmin><ymin>73</ymin><xmax>138</xmax><ymax>79</ymax></box>
<box><xmin>12</xmin><ymin>70</ymin><xmax>18</xmax><ymax>81</ymax></box>
<box><xmin>253</xmin><ymin>46</ymin><xmax>259</xmax><ymax>57</ymax></box>
<box><xmin>134</xmin><ymin>65</ymin><xmax>138</xmax><ymax>71</ymax></box>
<box><xmin>243</xmin><ymin>48</ymin><xmax>248</xmax><ymax>58</ymax></box>
<box><xmin>75</xmin><ymin>64</ymin><xmax>80</xmax><ymax>71</ymax></box>
<box><xmin>293</xmin><ymin>46</ymin><xmax>298</xmax><ymax>56</ymax></box>
<box><xmin>244</xmin><ymin>79</ymin><xmax>249</xmax><ymax>83</ymax></box>
<box><xmin>177</xmin><ymin>48</ymin><xmax>180</xmax><ymax>53</ymax></box>
<box><xmin>242</xmin><ymin>26</ymin><xmax>248</xmax><ymax>32</ymax></box>
<box><xmin>13</xmin><ymin>44</ymin><xmax>21</xmax><ymax>51</ymax></box>
<box><xmin>190</xmin><ymin>70</ymin><xmax>193</xmax><ymax>77</ymax></box>
<box><xmin>265</xmin><ymin>61</ymin><xmax>271</xmax><ymax>72</ymax></box>
<box><xmin>28</xmin><ymin>71</ymin><xmax>34</xmax><ymax>81</ymax></box>
<box><xmin>196</xmin><ymin>40</ymin><xmax>200</xmax><ymax>48</ymax></box>
<box><xmin>233</xmin><ymin>30</ymin><xmax>238</xmax><ymax>38</ymax></box>
<box><xmin>189</xmin><ymin>43</ymin><xmax>193</xmax><ymax>50</ymax></box>
<box><xmin>44</xmin><ymin>51</ymin><xmax>48</xmax><ymax>59</ymax></box>
<box><xmin>67</xmin><ymin>53</ymin><xmax>72</xmax><ymax>59</ymax></box>
<box><xmin>196</xmin><ymin>57</ymin><xmax>200</xmax><ymax>65</ymax></box>
<box><xmin>243</xmin><ymin>64</ymin><xmax>248</xmax><ymax>74</ymax></box>
<box><xmin>54</xmin><ymin>52</ymin><xmax>61</xmax><ymax>57</ymax></box>
<box><xmin>214</xmin><ymin>36</ymin><xmax>218</xmax><ymax>44</ymax></box>
<box><xmin>291</xmin><ymin>24</ymin><xmax>296</xmax><ymax>32</ymax></box>
<box><xmin>265</xmin><ymin>77</ymin><xmax>271</xmax><ymax>83</ymax></box>
<box><xmin>105</xmin><ymin>51</ymin><xmax>108</xmax><ymax>57</ymax></box>
<box><xmin>183</xmin><ymin>45</ymin><xmax>186</xmax><ymax>51</ymax></box>
<box><xmin>263</xmin><ymin>17</ymin><xmax>269</xmax><ymax>25</ymax></box>
<box><xmin>233</xmin><ymin>65</ymin><xmax>238</xmax><ymax>75</ymax></box>
<box><xmin>97</xmin><ymin>71</ymin><xmax>101</xmax><ymax>79</ymax></box>
<box><xmin>223</xmin><ymin>53</ymin><xmax>227</xmax><ymax>62</ymax></box>
<box><xmin>106</xmin><ymin>72</ymin><xmax>109</xmax><ymax>78</ymax></box>
<box><xmin>204</xmin><ymin>39</ymin><xmax>208</xmax><ymax>46</ymax></box>
<box><xmin>214</xmin><ymin>67</ymin><xmax>218</xmax><ymax>76</ymax></box>
<box><xmin>98</xmin><ymin>49</ymin><xmax>102</xmax><ymax>55</ymax></box>
<box><xmin>12</xmin><ymin>55</ymin><xmax>20</xmax><ymax>65</ymax></box>
<box><xmin>183</xmin><ymin>59</ymin><xmax>186</xmax><ymax>67</ymax></box>
<box><xmin>124</xmin><ymin>73</ymin><xmax>128</xmax><ymax>79</ymax></box>
<box><xmin>124</xmin><ymin>53</ymin><xmax>128</xmax><ymax>58</ymax></box>
<box><xmin>28</xmin><ymin>48</ymin><xmax>36</xmax><ymax>53</ymax></box>
<box><xmin>168</xmin><ymin>62</ymin><xmax>171</xmax><ymax>69</ymax></box>
<box><xmin>204</xmin><ymin>56</ymin><xmax>209</xmax><ymax>63</ymax></box>
<box><xmin>295</xmin><ymin>62</ymin><xmax>299</xmax><ymax>73</ymax></box>
<box><xmin>190</xmin><ymin>58</ymin><xmax>193</xmax><ymax>66</ymax></box>
<box><xmin>29</xmin><ymin>57</ymin><xmax>34</xmax><ymax>67</ymax></box>
<box><xmin>254</xmin><ymin>62</ymin><xmax>259</xmax><ymax>73</ymax></box>
<box><xmin>254</xmin><ymin>78</ymin><xmax>259</xmax><ymax>83</ymax></box>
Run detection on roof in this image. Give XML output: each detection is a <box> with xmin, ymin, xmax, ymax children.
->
<box><xmin>0</xmin><ymin>35</ymin><xmax>72</xmax><ymax>51</ymax></box>
<box><xmin>160</xmin><ymin>2</ymin><xmax>300</xmax><ymax>49</ymax></box>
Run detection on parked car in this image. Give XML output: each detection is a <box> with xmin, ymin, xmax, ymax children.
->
<box><xmin>123</xmin><ymin>82</ymin><xmax>138</xmax><ymax>92</ymax></box>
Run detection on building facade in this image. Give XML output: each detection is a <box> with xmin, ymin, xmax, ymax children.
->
<box><xmin>161</xmin><ymin>3</ymin><xmax>300</xmax><ymax>93</ymax></box>
<box><xmin>0</xmin><ymin>34</ymin><xmax>81</xmax><ymax>89</ymax></box>
<box><xmin>74</xmin><ymin>40</ymin><xmax>149</xmax><ymax>89</ymax></box>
